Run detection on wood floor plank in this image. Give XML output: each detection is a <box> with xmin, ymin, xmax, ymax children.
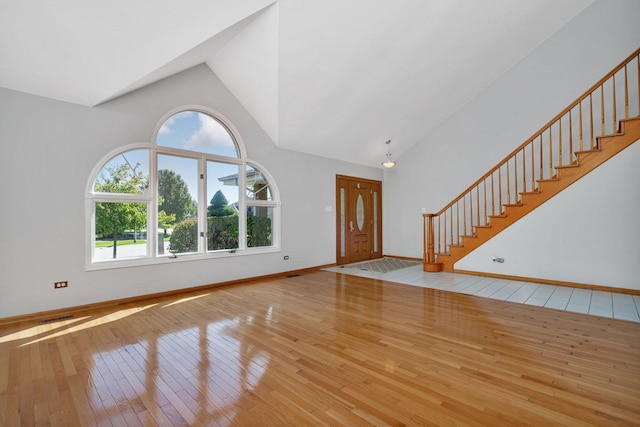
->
<box><xmin>1</xmin><ymin>270</ymin><xmax>639</xmax><ymax>426</ymax></box>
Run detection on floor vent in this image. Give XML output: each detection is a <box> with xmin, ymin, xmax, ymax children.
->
<box><xmin>286</xmin><ymin>274</ymin><xmax>300</xmax><ymax>278</ymax></box>
<box><xmin>39</xmin><ymin>315</ymin><xmax>74</xmax><ymax>324</ymax></box>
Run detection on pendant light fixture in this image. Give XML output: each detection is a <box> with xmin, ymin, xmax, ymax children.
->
<box><xmin>382</xmin><ymin>139</ymin><xmax>396</xmax><ymax>168</ymax></box>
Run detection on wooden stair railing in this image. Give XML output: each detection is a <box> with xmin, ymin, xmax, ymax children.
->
<box><xmin>424</xmin><ymin>48</ymin><xmax>640</xmax><ymax>273</ymax></box>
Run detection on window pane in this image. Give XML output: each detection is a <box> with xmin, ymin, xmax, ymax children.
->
<box><xmin>94</xmin><ymin>150</ymin><xmax>149</xmax><ymax>194</ymax></box>
<box><xmin>156</xmin><ymin>111</ymin><xmax>238</xmax><ymax>157</ymax></box>
<box><xmin>94</xmin><ymin>202</ymin><xmax>148</xmax><ymax>261</ymax></box>
<box><xmin>246</xmin><ymin>165</ymin><xmax>272</xmax><ymax>201</ymax></box>
<box><xmin>247</xmin><ymin>206</ymin><xmax>273</xmax><ymax>248</ymax></box>
<box><xmin>207</xmin><ymin>161</ymin><xmax>240</xmax><ymax>251</ymax></box>
<box><xmin>157</xmin><ymin>155</ymin><xmax>199</xmax><ymax>255</ymax></box>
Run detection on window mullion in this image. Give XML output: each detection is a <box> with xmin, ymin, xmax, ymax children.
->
<box><xmin>91</xmin><ymin>193</ymin><xmax>152</xmax><ymax>202</ymax></box>
<box><xmin>149</xmin><ymin>148</ymin><xmax>158</xmax><ymax>259</ymax></box>
<box><xmin>238</xmin><ymin>162</ymin><xmax>247</xmax><ymax>250</ymax></box>
<box><xmin>198</xmin><ymin>157</ymin><xmax>207</xmax><ymax>254</ymax></box>
<box><xmin>246</xmin><ymin>200</ymin><xmax>278</xmax><ymax>207</ymax></box>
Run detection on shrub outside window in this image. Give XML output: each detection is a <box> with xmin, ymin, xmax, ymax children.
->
<box><xmin>86</xmin><ymin>108</ymin><xmax>279</xmax><ymax>269</ymax></box>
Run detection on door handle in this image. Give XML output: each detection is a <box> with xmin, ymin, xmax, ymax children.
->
<box><xmin>349</xmin><ymin>221</ymin><xmax>354</xmax><ymax>232</ymax></box>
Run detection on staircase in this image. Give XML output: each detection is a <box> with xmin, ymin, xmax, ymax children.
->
<box><xmin>423</xmin><ymin>48</ymin><xmax>640</xmax><ymax>273</ymax></box>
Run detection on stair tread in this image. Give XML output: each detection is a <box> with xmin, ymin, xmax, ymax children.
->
<box><xmin>520</xmin><ymin>191</ymin><xmax>540</xmax><ymax>195</ymax></box>
<box><xmin>599</xmin><ymin>130</ymin><xmax>624</xmax><ymax>139</ymax></box>
<box><xmin>575</xmin><ymin>148</ymin><xmax>601</xmax><ymax>155</ymax></box>
<box><xmin>555</xmin><ymin>163</ymin><xmax>580</xmax><ymax>170</ymax></box>
<box><xmin>503</xmin><ymin>203</ymin><xmax>523</xmax><ymax>207</ymax></box>
<box><xmin>488</xmin><ymin>214</ymin><xmax>507</xmax><ymax>218</ymax></box>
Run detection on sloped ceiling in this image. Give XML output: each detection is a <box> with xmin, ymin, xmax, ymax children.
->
<box><xmin>0</xmin><ymin>0</ymin><xmax>593</xmax><ymax>167</ymax></box>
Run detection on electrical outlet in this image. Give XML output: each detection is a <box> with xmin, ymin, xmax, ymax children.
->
<box><xmin>284</xmin><ymin>255</ymin><xmax>289</xmax><ymax>260</ymax></box>
<box><xmin>54</xmin><ymin>281</ymin><xmax>68</xmax><ymax>289</ymax></box>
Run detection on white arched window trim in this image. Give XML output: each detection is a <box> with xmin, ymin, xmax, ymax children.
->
<box><xmin>85</xmin><ymin>107</ymin><xmax>280</xmax><ymax>271</ymax></box>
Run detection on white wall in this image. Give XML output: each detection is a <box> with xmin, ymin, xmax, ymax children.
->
<box><xmin>0</xmin><ymin>65</ymin><xmax>380</xmax><ymax>319</ymax></box>
<box><xmin>384</xmin><ymin>0</ymin><xmax>640</xmax><ymax>288</ymax></box>
<box><xmin>456</xmin><ymin>140</ymin><xmax>640</xmax><ymax>290</ymax></box>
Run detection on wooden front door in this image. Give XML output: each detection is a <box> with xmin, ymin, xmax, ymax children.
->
<box><xmin>336</xmin><ymin>175</ymin><xmax>382</xmax><ymax>265</ymax></box>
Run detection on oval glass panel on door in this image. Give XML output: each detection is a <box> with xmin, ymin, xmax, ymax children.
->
<box><xmin>356</xmin><ymin>194</ymin><xmax>365</xmax><ymax>231</ymax></box>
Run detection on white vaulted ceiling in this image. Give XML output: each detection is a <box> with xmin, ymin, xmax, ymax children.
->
<box><xmin>0</xmin><ymin>0</ymin><xmax>593</xmax><ymax>167</ymax></box>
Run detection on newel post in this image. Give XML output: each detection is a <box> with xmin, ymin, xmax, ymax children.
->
<box><xmin>425</xmin><ymin>214</ymin><xmax>435</xmax><ymax>264</ymax></box>
<box><xmin>423</xmin><ymin>213</ymin><xmax>442</xmax><ymax>272</ymax></box>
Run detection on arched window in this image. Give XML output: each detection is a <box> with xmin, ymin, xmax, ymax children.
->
<box><xmin>86</xmin><ymin>108</ymin><xmax>279</xmax><ymax>269</ymax></box>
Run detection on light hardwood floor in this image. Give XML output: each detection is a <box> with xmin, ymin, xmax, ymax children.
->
<box><xmin>1</xmin><ymin>270</ymin><xmax>639</xmax><ymax>426</ymax></box>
